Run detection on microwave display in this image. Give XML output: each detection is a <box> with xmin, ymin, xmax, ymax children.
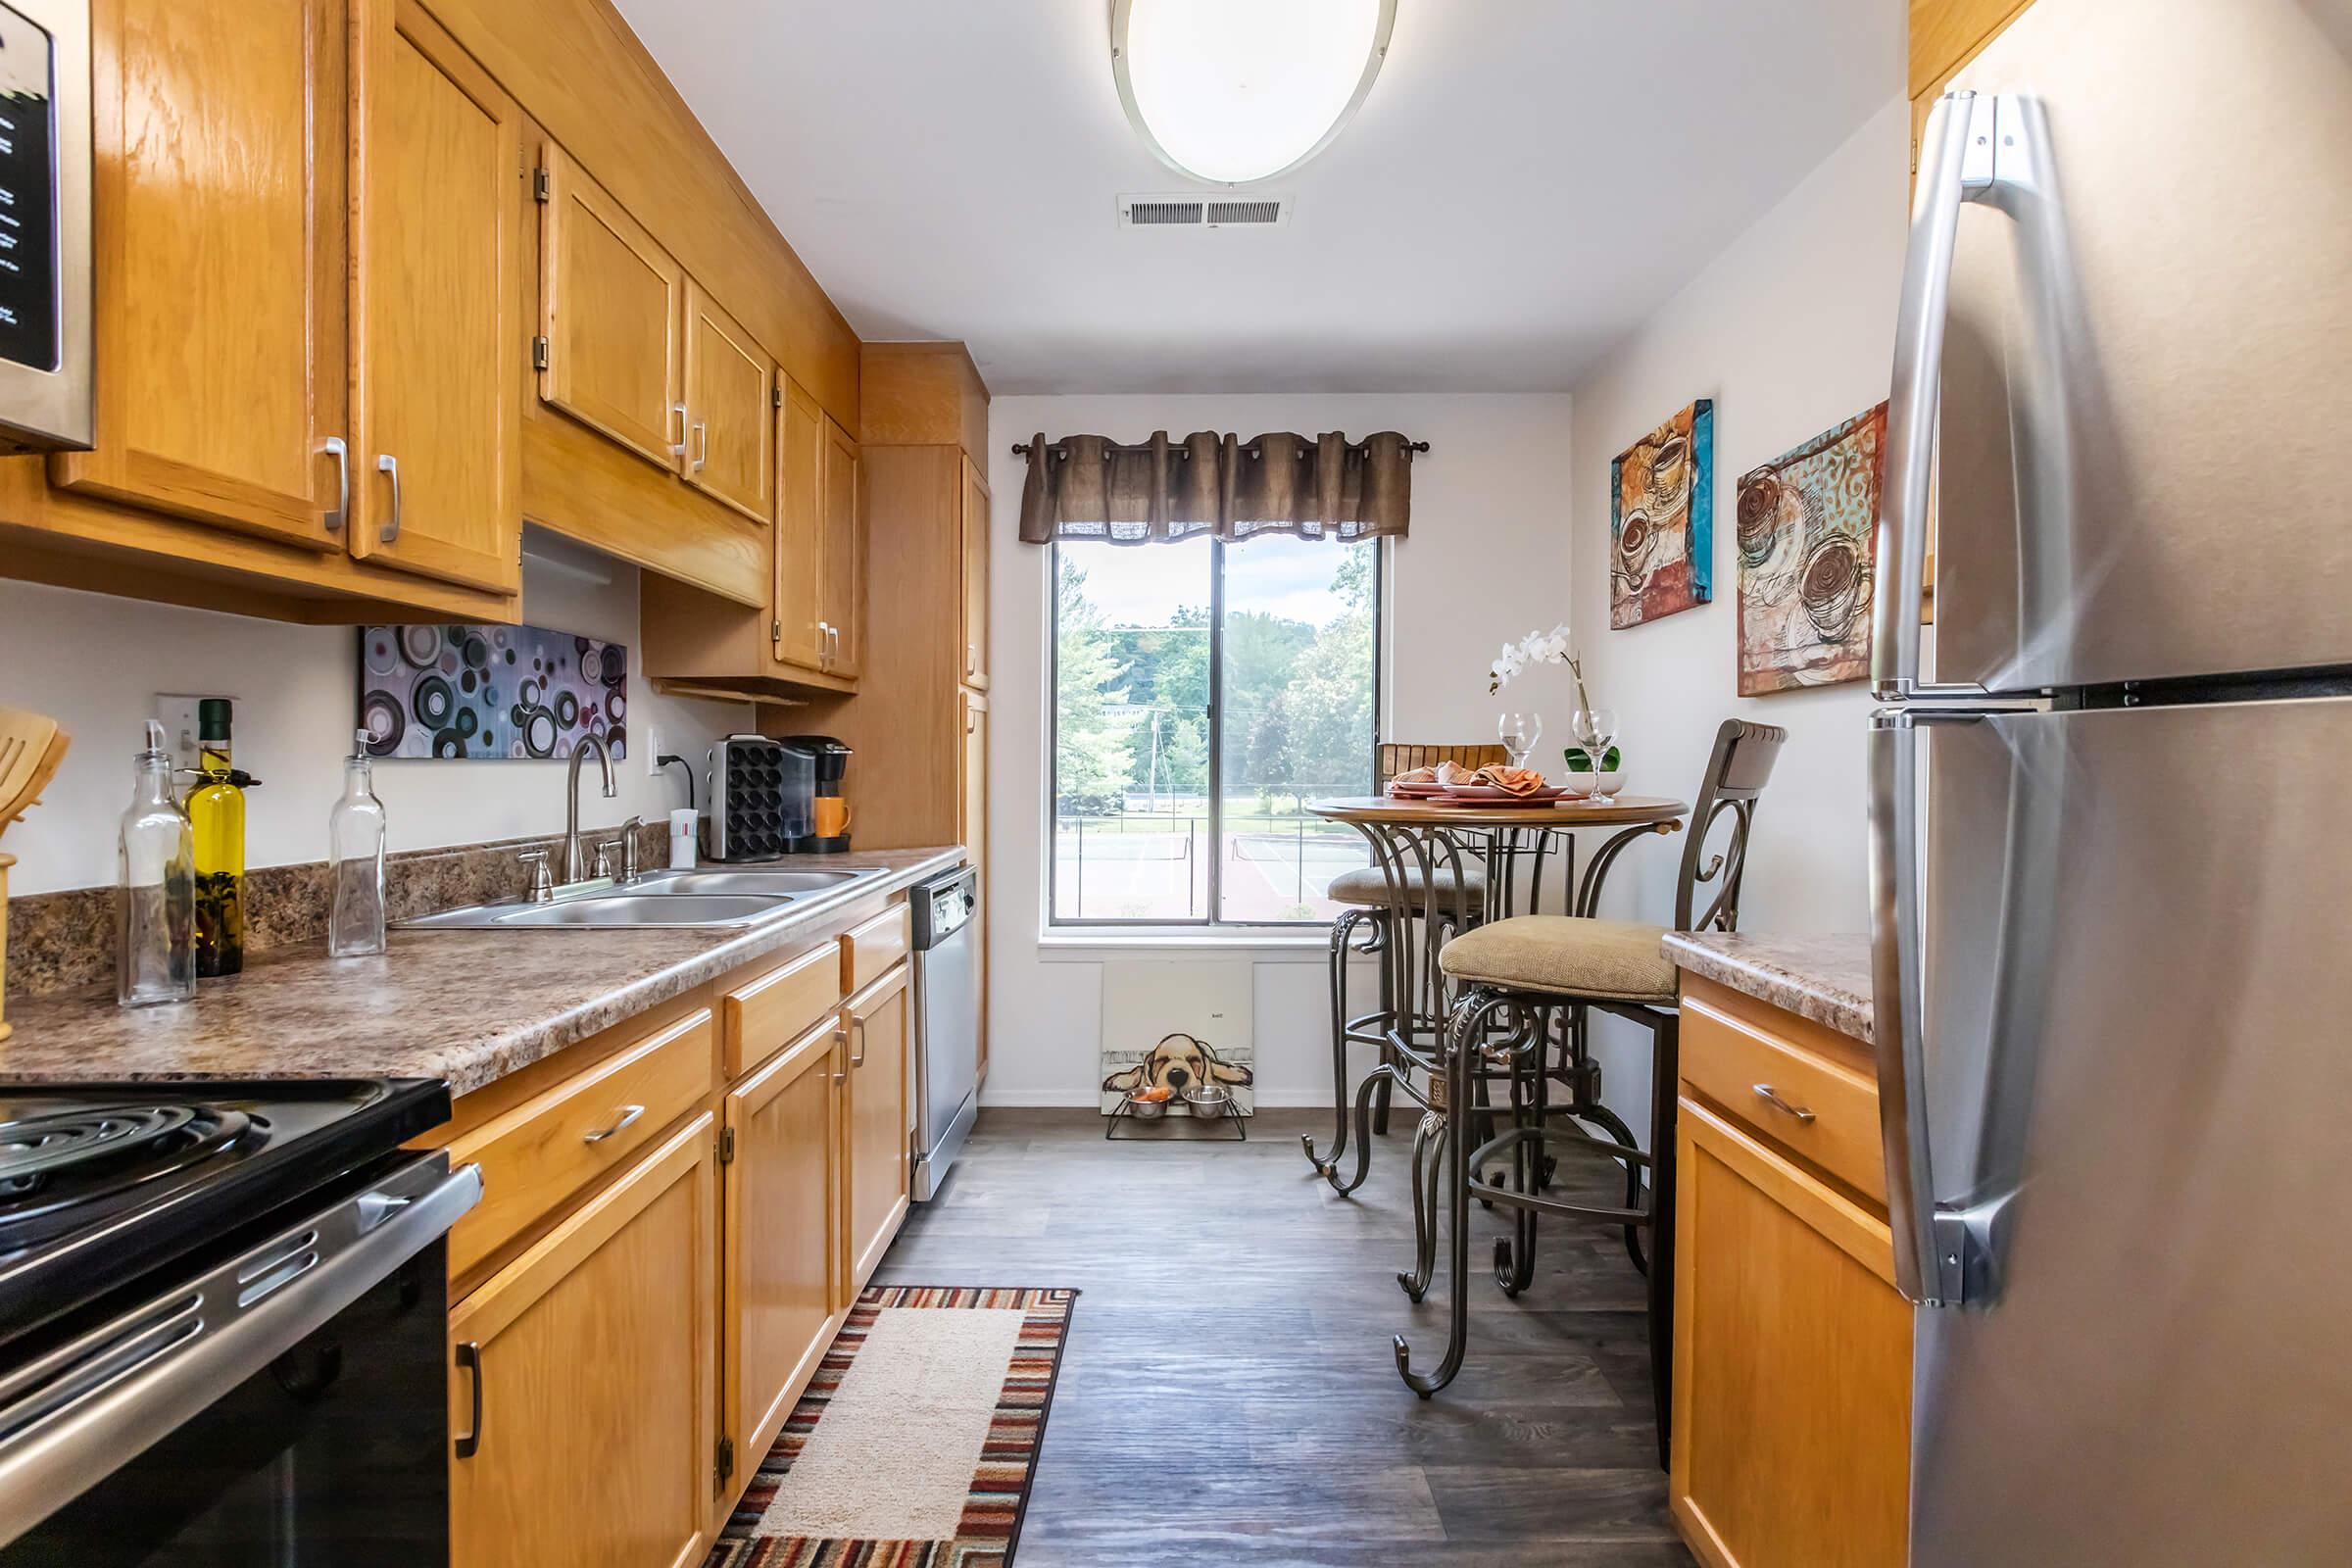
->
<box><xmin>0</xmin><ymin>4</ymin><xmax>54</xmax><ymax>375</ymax></box>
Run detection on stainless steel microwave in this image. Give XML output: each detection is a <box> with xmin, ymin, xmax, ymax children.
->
<box><xmin>0</xmin><ymin>0</ymin><xmax>87</xmax><ymax>454</ymax></box>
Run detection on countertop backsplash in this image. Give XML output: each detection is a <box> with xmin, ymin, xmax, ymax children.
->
<box><xmin>5</xmin><ymin>820</ymin><xmax>670</xmax><ymax>1002</ymax></box>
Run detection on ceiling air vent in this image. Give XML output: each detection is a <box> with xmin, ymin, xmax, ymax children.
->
<box><xmin>1118</xmin><ymin>194</ymin><xmax>1292</xmax><ymax>230</ymax></box>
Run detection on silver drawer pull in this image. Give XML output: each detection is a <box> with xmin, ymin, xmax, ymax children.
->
<box><xmin>1751</xmin><ymin>1084</ymin><xmax>1817</xmax><ymax>1125</ymax></box>
<box><xmin>582</xmin><ymin>1104</ymin><xmax>645</xmax><ymax>1145</ymax></box>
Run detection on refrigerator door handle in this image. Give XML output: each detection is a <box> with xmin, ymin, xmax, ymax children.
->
<box><xmin>1869</xmin><ymin>708</ymin><xmax>1957</xmax><ymax>1306</ymax></box>
<box><xmin>1873</xmin><ymin>89</ymin><xmax>2003</xmax><ymax>703</ymax></box>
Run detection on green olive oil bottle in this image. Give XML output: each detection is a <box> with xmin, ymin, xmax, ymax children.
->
<box><xmin>188</xmin><ymin>698</ymin><xmax>248</xmax><ymax>978</ymax></box>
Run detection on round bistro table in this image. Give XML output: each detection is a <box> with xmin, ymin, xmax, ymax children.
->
<box><xmin>1299</xmin><ymin>793</ymin><xmax>1689</xmax><ymax>1188</ymax></box>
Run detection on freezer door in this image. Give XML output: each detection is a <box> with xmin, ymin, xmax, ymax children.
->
<box><xmin>1925</xmin><ymin>0</ymin><xmax>2352</xmax><ymax>691</ymax></box>
<box><xmin>1873</xmin><ymin>697</ymin><xmax>2352</xmax><ymax>1565</ymax></box>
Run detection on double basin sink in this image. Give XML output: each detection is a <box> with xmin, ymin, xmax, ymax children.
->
<box><xmin>398</xmin><ymin>865</ymin><xmax>883</xmax><ymax>931</ymax></box>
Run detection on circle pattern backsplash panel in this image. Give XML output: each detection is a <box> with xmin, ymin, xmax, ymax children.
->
<box><xmin>358</xmin><ymin>622</ymin><xmax>627</xmax><ymax>761</ymax></box>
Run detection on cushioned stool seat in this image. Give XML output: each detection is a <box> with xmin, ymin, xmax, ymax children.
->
<box><xmin>1326</xmin><ymin>863</ymin><xmax>1487</xmax><ymax>908</ymax></box>
<box><xmin>1438</xmin><ymin>914</ymin><xmax>1677</xmax><ymax>1004</ymax></box>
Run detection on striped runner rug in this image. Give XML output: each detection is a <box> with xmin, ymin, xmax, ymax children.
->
<box><xmin>704</xmin><ymin>1286</ymin><xmax>1078</xmax><ymax>1567</ymax></box>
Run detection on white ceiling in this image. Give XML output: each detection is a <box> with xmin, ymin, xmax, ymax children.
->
<box><xmin>610</xmin><ymin>1</ymin><xmax>1904</xmax><ymax>396</ymax></box>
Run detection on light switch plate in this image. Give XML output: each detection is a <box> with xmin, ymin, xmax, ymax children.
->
<box><xmin>153</xmin><ymin>694</ymin><xmax>229</xmax><ymax>774</ymax></box>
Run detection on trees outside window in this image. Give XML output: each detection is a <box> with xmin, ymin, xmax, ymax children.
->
<box><xmin>1052</xmin><ymin>536</ymin><xmax>1378</xmax><ymax>925</ymax></box>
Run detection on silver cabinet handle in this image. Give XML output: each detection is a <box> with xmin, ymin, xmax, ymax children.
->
<box><xmin>817</xmin><ymin>621</ymin><xmax>832</xmax><ymax>669</ymax></box>
<box><xmin>454</xmin><ymin>1341</ymin><xmax>484</xmax><ymax>1459</ymax></box>
<box><xmin>321</xmin><ymin>436</ymin><xmax>348</xmax><ymax>533</ymax></box>
<box><xmin>375</xmin><ymin>453</ymin><xmax>402</xmax><ymax>544</ymax></box>
<box><xmin>691</xmin><ymin>420</ymin><xmax>708</xmax><ymax>471</ymax></box>
<box><xmin>967</xmin><ymin>641</ymin><xmax>978</xmax><ymax>675</ymax></box>
<box><xmin>1873</xmin><ymin>89</ymin><xmax>1990</xmax><ymax>700</ymax></box>
<box><xmin>829</xmin><ymin>625</ymin><xmax>842</xmax><ymax>664</ymax></box>
<box><xmin>831</xmin><ymin>1026</ymin><xmax>849</xmax><ymax>1084</ymax></box>
<box><xmin>670</xmin><ymin>404</ymin><xmax>687</xmax><ymax>459</ymax></box>
<box><xmin>581</xmin><ymin>1104</ymin><xmax>645</xmax><ymax>1145</ymax></box>
<box><xmin>850</xmin><ymin>1015</ymin><xmax>868</xmax><ymax>1068</ymax></box>
<box><xmin>1750</xmin><ymin>1084</ymin><xmax>1816</xmax><ymax>1125</ymax></box>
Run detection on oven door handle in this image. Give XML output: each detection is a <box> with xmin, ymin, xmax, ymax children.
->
<box><xmin>0</xmin><ymin>1157</ymin><xmax>482</xmax><ymax>1546</ymax></box>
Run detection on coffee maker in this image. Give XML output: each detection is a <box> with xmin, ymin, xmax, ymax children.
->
<box><xmin>777</xmin><ymin>736</ymin><xmax>853</xmax><ymax>854</ymax></box>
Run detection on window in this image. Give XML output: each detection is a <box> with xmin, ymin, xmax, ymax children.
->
<box><xmin>1051</xmin><ymin>535</ymin><xmax>1379</xmax><ymax>926</ymax></box>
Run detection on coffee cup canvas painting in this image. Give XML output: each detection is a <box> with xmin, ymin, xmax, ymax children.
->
<box><xmin>1734</xmin><ymin>403</ymin><xmax>1887</xmax><ymax>696</ymax></box>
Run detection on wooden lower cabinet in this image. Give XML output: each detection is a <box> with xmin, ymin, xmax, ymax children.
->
<box><xmin>439</xmin><ymin>909</ymin><xmax>925</xmax><ymax>1565</ymax></box>
<box><xmin>1670</xmin><ymin>1094</ymin><xmax>1912</xmax><ymax>1568</ymax></box>
<box><xmin>843</xmin><ymin>962</ymin><xmax>911</xmax><ymax>1295</ymax></box>
<box><xmin>721</xmin><ymin>1017</ymin><xmax>844</xmax><ymax>1498</ymax></box>
<box><xmin>449</xmin><ymin>1111</ymin><xmax>717</xmax><ymax>1568</ymax></box>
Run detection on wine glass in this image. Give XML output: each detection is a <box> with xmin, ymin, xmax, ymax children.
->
<box><xmin>1571</xmin><ymin>709</ymin><xmax>1619</xmax><ymax>804</ymax></box>
<box><xmin>1497</xmin><ymin>711</ymin><xmax>1543</xmax><ymax>770</ymax></box>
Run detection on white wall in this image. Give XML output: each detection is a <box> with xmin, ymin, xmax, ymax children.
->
<box><xmin>1567</xmin><ymin>97</ymin><xmax>1913</xmax><ymax>1130</ymax></box>
<box><xmin>0</xmin><ymin>533</ymin><xmax>748</xmax><ymax>896</ymax></box>
<box><xmin>982</xmin><ymin>392</ymin><xmax>1579</xmax><ymax>1106</ymax></box>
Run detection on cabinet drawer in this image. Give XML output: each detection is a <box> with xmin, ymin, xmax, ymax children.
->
<box><xmin>1680</xmin><ymin>993</ymin><xmax>1885</xmax><ymax>1204</ymax></box>
<box><xmin>447</xmin><ymin>1007</ymin><xmax>715</xmax><ymax>1281</ymax></box>
<box><xmin>724</xmin><ymin>939</ymin><xmax>844</xmax><ymax>1079</ymax></box>
<box><xmin>841</xmin><ymin>904</ymin><xmax>910</xmax><ymax>995</ymax></box>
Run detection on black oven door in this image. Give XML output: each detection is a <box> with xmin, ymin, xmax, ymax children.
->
<box><xmin>0</xmin><ymin>1155</ymin><xmax>481</xmax><ymax>1566</ymax></box>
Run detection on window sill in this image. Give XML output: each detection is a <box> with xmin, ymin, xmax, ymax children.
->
<box><xmin>1035</xmin><ymin>928</ymin><xmax>1341</xmax><ymax>961</ymax></box>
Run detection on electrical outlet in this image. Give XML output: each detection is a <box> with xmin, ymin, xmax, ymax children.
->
<box><xmin>645</xmin><ymin>725</ymin><xmax>663</xmax><ymax>775</ymax></box>
<box><xmin>153</xmin><ymin>694</ymin><xmax>228</xmax><ymax>774</ymax></box>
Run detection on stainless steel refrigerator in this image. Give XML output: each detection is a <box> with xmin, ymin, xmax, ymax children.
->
<box><xmin>1869</xmin><ymin>0</ymin><xmax>2352</xmax><ymax>1561</ymax></box>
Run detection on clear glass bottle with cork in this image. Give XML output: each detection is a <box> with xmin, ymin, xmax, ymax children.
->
<box><xmin>118</xmin><ymin>720</ymin><xmax>195</xmax><ymax>1007</ymax></box>
<box><xmin>185</xmin><ymin>698</ymin><xmax>253</xmax><ymax>977</ymax></box>
<box><xmin>328</xmin><ymin>729</ymin><xmax>388</xmax><ymax>956</ymax></box>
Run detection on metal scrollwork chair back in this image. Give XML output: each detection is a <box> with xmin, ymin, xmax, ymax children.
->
<box><xmin>1674</xmin><ymin>718</ymin><xmax>1786</xmax><ymax>936</ymax></box>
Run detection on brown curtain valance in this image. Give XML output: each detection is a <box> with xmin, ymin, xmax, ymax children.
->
<box><xmin>1017</xmin><ymin>430</ymin><xmax>1422</xmax><ymax>545</ymax></box>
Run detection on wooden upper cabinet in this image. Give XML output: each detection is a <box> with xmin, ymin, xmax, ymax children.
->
<box><xmin>683</xmin><ymin>280</ymin><xmax>774</xmax><ymax>524</ymax></box>
<box><xmin>449</xmin><ymin>1111</ymin><xmax>716</xmax><ymax>1568</ymax></box>
<box><xmin>536</xmin><ymin>142</ymin><xmax>682</xmax><ymax>473</ymax></box>
<box><xmin>350</xmin><ymin>0</ymin><xmax>522</xmax><ymax>596</ymax></box>
<box><xmin>818</xmin><ymin>415</ymin><xmax>862</xmax><ymax>678</ymax></box>
<box><xmin>722</xmin><ymin>1018</ymin><xmax>842</xmax><ymax>1494</ymax></box>
<box><xmin>52</xmin><ymin>0</ymin><xmax>346</xmax><ymax>550</ymax></box>
<box><xmin>842</xmin><ymin>963</ymin><xmax>910</xmax><ymax>1296</ymax></box>
<box><xmin>771</xmin><ymin>377</ymin><xmax>826</xmax><ymax>672</ymax></box>
<box><xmin>959</xmin><ymin>454</ymin><xmax>990</xmax><ymax>689</ymax></box>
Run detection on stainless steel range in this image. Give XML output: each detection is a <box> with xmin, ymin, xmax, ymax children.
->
<box><xmin>0</xmin><ymin>1078</ymin><xmax>477</xmax><ymax>1562</ymax></box>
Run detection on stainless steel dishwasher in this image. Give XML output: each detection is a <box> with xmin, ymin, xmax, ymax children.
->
<box><xmin>909</xmin><ymin>865</ymin><xmax>979</xmax><ymax>1200</ymax></box>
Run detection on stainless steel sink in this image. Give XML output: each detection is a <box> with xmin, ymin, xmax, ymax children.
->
<box><xmin>633</xmin><ymin>868</ymin><xmax>870</xmax><ymax>897</ymax></box>
<box><xmin>396</xmin><ymin>861</ymin><xmax>885</xmax><ymax>931</ymax></box>
<box><xmin>488</xmin><ymin>893</ymin><xmax>792</xmax><ymax>928</ymax></box>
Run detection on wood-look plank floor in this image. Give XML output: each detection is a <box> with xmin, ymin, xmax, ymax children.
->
<box><xmin>872</xmin><ymin>1108</ymin><xmax>1694</xmax><ymax>1567</ymax></box>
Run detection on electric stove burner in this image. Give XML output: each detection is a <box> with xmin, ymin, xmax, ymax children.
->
<box><xmin>0</xmin><ymin>1104</ymin><xmax>264</xmax><ymax>1246</ymax></box>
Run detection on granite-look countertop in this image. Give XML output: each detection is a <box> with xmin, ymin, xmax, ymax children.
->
<box><xmin>1662</xmin><ymin>931</ymin><xmax>1874</xmax><ymax>1044</ymax></box>
<box><xmin>0</xmin><ymin>848</ymin><xmax>962</xmax><ymax>1096</ymax></box>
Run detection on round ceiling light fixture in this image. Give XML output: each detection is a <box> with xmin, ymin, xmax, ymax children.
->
<box><xmin>1110</xmin><ymin>0</ymin><xmax>1397</xmax><ymax>187</ymax></box>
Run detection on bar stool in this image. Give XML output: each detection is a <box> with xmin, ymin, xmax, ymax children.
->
<box><xmin>1396</xmin><ymin>719</ymin><xmax>1787</xmax><ymax>1468</ymax></box>
<box><xmin>1303</xmin><ymin>743</ymin><xmax>1503</xmax><ymax>1169</ymax></box>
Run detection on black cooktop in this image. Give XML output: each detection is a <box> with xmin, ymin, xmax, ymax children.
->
<box><xmin>0</xmin><ymin>1079</ymin><xmax>449</xmax><ymax>1349</ymax></box>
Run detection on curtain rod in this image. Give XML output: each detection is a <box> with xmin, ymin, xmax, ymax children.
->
<box><xmin>1010</xmin><ymin>438</ymin><xmax>1431</xmax><ymax>459</ymax></box>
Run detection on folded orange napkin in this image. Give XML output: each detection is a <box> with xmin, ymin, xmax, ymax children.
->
<box><xmin>1436</xmin><ymin>760</ymin><xmax>1479</xmax><ymax>788</ymax></box>
<box><xmin>1472</xmin><ymin>764</ymin><xmax>1548</xmax><ymax>796</ymax></box>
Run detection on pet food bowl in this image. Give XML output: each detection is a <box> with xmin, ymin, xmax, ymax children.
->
<box><xmin>1182</xmin><ymin>1087</ymin><xmax>1230</xmax><ymax>1118</ymax></box>
<box><xmin>1123</xmin><ymin>1093</ymin><xmax>1168</xmax><ymax>1121</ymax></box>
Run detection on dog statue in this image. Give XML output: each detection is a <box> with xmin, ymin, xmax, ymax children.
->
<box><xmin>1102</xmin><ymin>1032</ymin><xmax>1254</xmax><ymax>1100</ymax></box>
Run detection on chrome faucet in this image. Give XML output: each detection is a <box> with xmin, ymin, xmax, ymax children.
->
<box><xmin>564</xmin><ymin>735</ymin><xmax>618</xmax><ymax>884</ymax></box>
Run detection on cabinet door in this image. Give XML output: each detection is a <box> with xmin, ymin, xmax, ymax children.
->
<box><xmin>841</xmin><ymin>963</ymin><xmax>909</xmax><ymax>1294</ymax></box>
<box><xmin>1670</xmin><ymin>1097</ymin><xmax>1911</xmax><ymax>1568</ymax></box>
<box><xmin>817</xmin><ymin>415</ymin><xmax>862</xmax><ymax>677</ymax></box>
<box><xmin>723</xmin><ymin>1017</ymin><xmax>842</xmax><ymax>1494</ymax></box>
<box><xmin>538</xmin><ymin>142</ymin><xmax>682</xmax><ymax>472</ymax></box>
<box><xmin>959</xmin><ymin>455</ymin><xmax>990</xmax><ymax>689</ymax></box>
<box><xmin>450</xmin><ymin>1112</ymin><xmax>716</xmax><ymax>1568</ymax></box>
<box><xmin>51</xmin><ymin>0</ymin><xmax>345</xmax><ymax>549</ymax></box>
<box><xmin>959</xmin><ymin>691</ymin><xmax>989</xmax><ymax>1079</ymax></box>
<box><xmin>682</xmin><ymin>280</ymin><xmax>773</xmax><ymax>523</ymax></box>
<box><xmin>770</xmin><ymin>377</ymin><xmax>825</xmax><ymax>671</ymax></box>
<box><xmin>350</xmin><ymin>0</ymin><xmax>523</xmax><ymax>596</ymax></box>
